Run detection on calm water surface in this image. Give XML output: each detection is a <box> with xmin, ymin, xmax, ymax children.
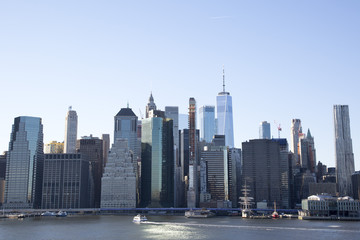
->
<box><xmin>1</xmin><ymin>215</ymin><xmax>359</xmax><ymax>240</ymax></box>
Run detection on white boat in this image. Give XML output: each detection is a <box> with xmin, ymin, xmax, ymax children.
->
<box><xmin>133</xmin><ymin>214</ymin><xmax>147</xmax><ymax>223</ymax></box>
<box><xmin>56</xmin><ymin>211</ymin><xmax>68</xmax><ymax>217</ymax></box>
<box><xmin>41</xmin><ymin>211</ymin><xmax>56</xmax><ymax>216</ymax></box>
<box><xmin>185</xmin><ymin>209</ymin><xmax>215</xmax><ymax>218</ymax></box>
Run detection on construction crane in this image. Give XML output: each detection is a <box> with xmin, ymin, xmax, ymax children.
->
<box><xmin>274</xmin><ymin>121</ymin><xmax>282</xmax><ymax>138</ymax></box>
<box><xmin>139</xmin><ymin>108</ymin><xmax>144</xmax><ymax>119</ymax></box>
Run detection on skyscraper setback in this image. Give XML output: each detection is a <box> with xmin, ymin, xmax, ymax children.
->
<box><xmin>4</xmin><ymin>116</ymin><xmax>44</xmax><ymax>209</ymax></box>
<box><xmin>216</xmin><ymin>68</ymin><xmax>234</xmax><ymax>148</ymax></box>
<box><xmin>64</xmin><ymin>107</ymin><xmax>78</xmax><ymax>154</ymax></box>
<box><xmin>334</xmin><ymin>105</ymin><xmax>355</xmax><ymax>197</ymax></box>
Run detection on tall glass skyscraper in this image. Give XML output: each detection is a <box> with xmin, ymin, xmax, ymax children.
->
<box><xmin>64</xmin><ymin>107</ymin><xmax>78</xmax><ymax>154</ymax></box>
<box><xmin>291</xmin><ymin>119</ymin><xmax>302</xmax><ymax>165</ymax></box>
<box><xmin>199</xmin><ymin>106</ymin><xmax>216</xmax><ymax>143</ymax></box>
<box><xmin>334</xmin><ymin>105</ymin><xmax>355</xmax><ymax>197</ymax></box>
<box><xmin>4</xmin><ymin>116</ymin><xmax>44</xmax><ymax>209</ymax></box>
<box><xmin>216</xmin><ymin>69</ymin><xmax>234</xmax><ymax>148</ymax></box>
<box><xmin>259</xmin><ymin>121</ymin><xmax>271</xmax><ymax>139</ymax></box>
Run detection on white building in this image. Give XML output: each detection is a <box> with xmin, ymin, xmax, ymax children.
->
<box><xmin>100</xmin><ymin>139</ymin><xmax>136</xmax><ymax>208</ymax></box>
<box><xmin>64</xmin><ymin>107</ymin><xmax>78</xmax><ymax>153</ymax></box>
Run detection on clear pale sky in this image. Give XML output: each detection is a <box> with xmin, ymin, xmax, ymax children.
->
<box><xmin>0</xmin><ymin>1</ymin><xmax>359</xmax><ymax>169</ymax></box>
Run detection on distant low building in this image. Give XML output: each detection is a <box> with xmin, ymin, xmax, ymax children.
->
<box><xmin>301</xmin><ymin>194</ymin><xmax>360</xmax><ymax>217</ymax></box>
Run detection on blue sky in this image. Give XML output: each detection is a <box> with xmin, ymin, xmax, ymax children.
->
<box><xmin>0</xmin><ymin>1</ymin><xmax>359</xmax><ymax>169</ymax></box>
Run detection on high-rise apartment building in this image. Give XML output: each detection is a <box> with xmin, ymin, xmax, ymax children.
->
<box><xmin>216</xmin><ymin>69</ymin><xmax>234</xmax><ymax>148</ymax></box>
<box><xmin>42</xmin><ymin>153</ymin><xmax>89</xmax><ymax>209</ymax></box>
<box><xmin>187</xmin><ymin>98</ymin><xmax>197</xmax><ymax>208</ymax></box>
<box><xmin>199</xmin><ymin>106</ymin><xmax>216</xmax><ymax>143</ymax></box>
<box><xmin>291</xmin><ymin>119</ymin><xmax>302</xmax><ymax>165</ymax></box>
<box><xmin>259</xmin><ymin>121</ymin><xmax>271</xmax><ymax>139</ymax></box>
<box><xmin>64</xmin><ymin>107</ymin><xmax>78</xmax><ymax>154</ymax></box>
<box><xmin>4</xmin><ymin>116</ymin><xmax>44</xmax><ymax>209</ymax></box>
<box><xmin>334</xmin><ymin>105</ymin><xmax>355</xmax><ymax>197</ymax></box>
<box><xmin>101</xmin><ymin>139</ymin><xmax>136</xmax><ymax>208</ymax></box>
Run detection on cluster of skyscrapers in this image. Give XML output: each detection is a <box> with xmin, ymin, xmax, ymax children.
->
<box><xmin>0</xmin><ymin>75</ymin><xmax>359</xmax><ymax>210</ymax></box>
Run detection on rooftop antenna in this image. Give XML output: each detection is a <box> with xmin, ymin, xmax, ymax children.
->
<box><xmin>222</xmin><ymin>65</ymin><xmax>225</xmax><ymax>92</ymax></box>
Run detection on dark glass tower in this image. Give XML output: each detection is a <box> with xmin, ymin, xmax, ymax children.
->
<box><xmin>4</xmin><ymin>116</ymin><xmax>44</xmax><ymax>209</ymax></box>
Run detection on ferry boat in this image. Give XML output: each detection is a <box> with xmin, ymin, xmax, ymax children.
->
<box><xmin>56</xmin><ymin>211</ymin><xmax>68</xmax><ymax>217</ymax></box>
<box><xmin>185</xmin><ymin>209</ymin><xmax>215</xmax><ymax>218</ymax></box>
<box><xmin>41</xmin><ymin>211</ymin><xmax>57</xmax><ymax>217</ymax></box>
<box><xmin>133</xmin><ymin>214</ymin><xmax>148</xmax><ymax>223</ymax></box>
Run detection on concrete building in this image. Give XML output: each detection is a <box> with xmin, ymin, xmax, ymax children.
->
<box><xmin>216</xmin><ymin>68</ymin><xmax>234</xmax><ymax>148</ymax></box>
<box><xmin>334</xmin><ymin>105</ymin><xmax>355</xmax><ymax>197</ymax></box>
<box><xmin>76</xmin><ymin>135</ymin><xmax>103</xmax><ymax>208</ymax></box>
<box><xmin>42</xmin><ymin>153</ymin><xmax>89</xmax><ymax>209</ymax></box>
<box><xmin>199</xmin><ymin>106</ymin><xmax>216</xmax><ymax>143</ymax></box>
<box><xmin>44</xmin><ymin>141</ymin><xmax>64</xmax><ymax>154</ymax></box>
<box><xmin>187</xmin><ymin>98</ymin><xmax>197</xmax><ymax>208</ymax></box>
<box><xmin>64</xmin><ymin>107</ymin><xmax>78</xmax><ymax>154</ymax></box>
<box><xmin>290</xmin><ymin>119</ymin><xmax>302</xmax><ymax>165</ymax></box>
<box><xmin>4</xmin><ymin>116</ymin><xmax>44</xmax><ymax>209</ymax></box>
<box><xmin>259</xmin><ymin>121</ymin><xmax>271</xmax><ymax>139</ymax></box>
<box><xmin>101</xmin><ymin>139</ymin><xmax>136</xmax><ymax>208</ymax></box>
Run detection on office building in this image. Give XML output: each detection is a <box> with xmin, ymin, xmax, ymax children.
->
<box><xmin>299</xmin><ymin>129</ymin><xmax>316</xmax><ymax>173</ymax></box>
<box><xmin>64</xmin><ymin>107</ymin><xmax>78</xmax><ymax>154</ymax></box>
<box><xmin>0</xmin><ymin>152</ymin><xmax>6</xmax><ymax>205</ymax></box>
<box><xmin>187</xmin><ymin>98</ymin><xmax>197</xmax><ymax>208</ymax></box>
<box><xmin>42</xmin><ymin>153</ymin><xmax>89</xmax><ymax>209</ymax></box>
<box><xmin>145</xmin><ymin>92</ymin><xmax>157</xmax><ymax>118</ymax></box>
<box><xmin>334</xmin><ymin>105</ymin><xmax>355</xmax><ymax>197</ymax></box>
<box><xmin>76</xmin><ymin>135</ymin><xmax>103</xmax><ymax>208</ymax></box>
<box><xmin>102</xmin><ymin>134</ymin><xmax>110</xmax><ymax>168</ymax></box>
<box><xmin>141</xmin><ymin>115</ymin><xmax>174</xmax><ymax>207</ymax></box>
<box><xmin>101</xmin><ymin>139</ymin><xmax>136</xmax><ymax>208</ymax></box>
<box><xmin>242</xmin><ymin>139</ymin><xmax>288</xmax><ymax>208</ymax></box>
<box><xmin>259</xmin><ymin>121</ymin><xmax>271</xmax><ymax>139</ymax></box>
<box><xmin>199</xmin><ymin>106</ymin><xmax>216</xmax><ymax>143</ymax></box>
<box><xmin>114</xmin><ymin>107</ymin><xmax>140</xmax><ymax>163</ymax></box>
<box><xmin>4</xmin><ymin>116</ymin><xmax>44</xmax><ymax>209</ymax></box>
<box><xmin>352</xmin><ymin>171</ymin><xmax>360</xmax><ymax>200</ymax></box>
<box><xmin>216</xmin><ymin>68</ymin><xmax>234</xmax><ymax>148</ymax></box>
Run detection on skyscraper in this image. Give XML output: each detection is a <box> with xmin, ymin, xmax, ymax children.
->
<box><xmin>64</xmin><ymin>107</ymin><xmax>78</xmax><ymax>154</ymax></box>
<box><xmin>187</xmin><ymin>97</ymin><xmax>197</xmax><ymax>208</ymax></box>
<box><xmin>4</xmin><ymin>116</ymin><xmax>44</xmax><ymax>209</ymax></box>
<box><xmin>216</xmin><ymin>68</ymin><xmax>234</xmax><ymax>148</ymax></box>
<box><xmin>334</xmin><ymin>105</ymin><xmax>355</xmax><ymax>197</ymax></box>
<box><xmin>291</xmin><ymin>119</ymin><xmax>302</xmax><ymax>165</ymax></box>
<box><xmin>141</xmin><ymin>114</ymin><xmax>174</xmax><ymax>207</ymax></box>
<box><xmin>101</xmin><ymin>139</ymin><xmax>136</xmax><ymax>208</ymax></box>
<box><xmin>145</xmin><ymin>92</ymin><xmax>157</xmax><ymax>118</ymax></box>
<box><xmin>199</xmin><ymin>106</ymin><xmax>216</xmax><ymax>143</ymax></box>
<box><xmin>259</xmin><ymin>121</ymin><xmax>271</xmax><ymax>139</ymax></box>
<box><xmin>114</xmin><ymin>107</ymin><xmax>139</xmax><ymax>162</ymax></box>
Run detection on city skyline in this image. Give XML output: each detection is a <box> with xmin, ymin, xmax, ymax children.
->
<box><xmin>1</xmin><ymin>1</ymin><xmax>359</xmax><ymax>170</ymax></box>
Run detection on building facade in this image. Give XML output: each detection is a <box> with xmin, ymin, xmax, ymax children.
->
<box><xmin>290</xmin><ymin>119</ymin><xmax>302</xmax><ymax>165</ymax></box>
<box><xmin>334</xmin><ymin>105</ymin><xmax>355</xmax><ymax>197</ymax></box>
<box><xmin>141</xmin><ymin>116</ymin><xmax>174</xmax><ymax>207</ymax></box>
<box><xmin>44</xmin><ymin>141</ymin><xmax>64</xmax><ymax>154</ymax></box>
<box><xmin>259</xmin><ymin>121</ymin><xmax>271</xmax><ymax>139</ymax></box>
<box><xmin>199</xmin><ymin>106</ymin><xmax>216</xmax><ymax>143</ymax></box>
<box><xmin>64</xmin><ymin>107</ymin><xmax>78</xmax><ymax>154</ymax></box>
<box><xmin>42</xmin><ymin>153</ymin><xmax>89</xmax><ymax>209</ymax></box>
<box><xmin>101</xmin><ymin>139</ymin><xmax>136</xmax><ymax>208</ymax></box>
<box><xmin>4</xmin><ymin>116</ymin><xmax>44</xmax><ymax>209</ymax></box>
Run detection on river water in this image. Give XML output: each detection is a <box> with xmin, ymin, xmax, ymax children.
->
<box><xmin>0</xmin><ymin>215</ymin><xmax>359</xmax><ymax>240</ymax></box>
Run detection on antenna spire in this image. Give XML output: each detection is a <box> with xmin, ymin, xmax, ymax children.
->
<box><xmin>222</xmin><ymin>65</ymin><xmax>225</xmax><ymax>92</ymax></box>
